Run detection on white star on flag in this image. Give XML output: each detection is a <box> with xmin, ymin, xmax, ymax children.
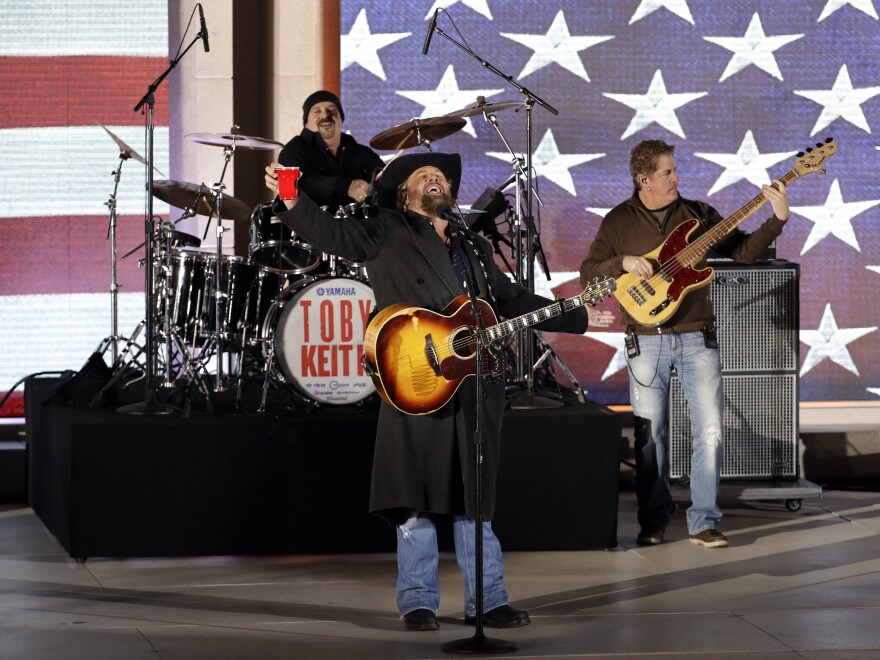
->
<box><xmin>694</xmin><ymin>130</ymin><xmax>795</xmax><ymax>196</ymax></box>
<box><xmin>587</xmin><ymin>332</ymin><xmax>630</xmax><ymax>380</ymax></box>
<box><xmin>794</xmin><ymin>64</ymin><xmax>880</xmax><ymax>135</ymax></box>
<box><xmin>425</xmin><ymin>0</ymin><xmax>493</xmax><ymax>20</ymax></box>
<box><xmin>868</xmin><ymin>266</ymin><xmax>880</xmax><ymax>275</ymax></box>
<box><xmin>604</xmin><ymin>69</ymin><xmax>707</xmax><ymax>140</ymax></box>
<box><xmin>629</xmin><ymin>0</ymin><xmax>694</xmax><ymax>25</ymax></box>
<box><xmin>799</xmin><ymin>303</ymin><xmax>876</xmax><ymax>376</ymax></box>
<box><xmin>487</xmin><ymin>128</ymin><xmax>603</xmax><ymax>196</ymax></box>
<box><xmin>499</xmin><ymin>10</ymin><xmax>614</xmax><ymax>82</ymax></box>
<box><xmin>790</xmin><ymin>179</ymin><xmax>880</xmax><ymax>254</ymax></box>
<box><xmin>703</xmin><ymin>13</ymin><xmax>802</xmax><ymax>82</ymax></box>
<box><xmin>341</xmin><ymin>9</ymin><xmax>410</xmax><ymax>81</ymax></box>
<box><xmin>586</xmin><ymin>207</ymin><xmax>612</xmax><ymax>218</ymax></box>
<box><xmin>396</xmin><ymin>65</ymin><xmax>503</xmax><ymax>137</ymax></box>
<box><xmin>818</xmin><ymin>0</ymin><xmax>879</xmax><ymax>22</ymax></box>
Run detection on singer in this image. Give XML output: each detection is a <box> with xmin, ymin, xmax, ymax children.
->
<box><xmin>264</xmin><ymin>152</ymin><xmax>588</xmax><ymax>631</ymax></box>
<box><xmin>277</xmin><ymin>90</ymin><xmax>383</xmax><ymax>211</ymax></box>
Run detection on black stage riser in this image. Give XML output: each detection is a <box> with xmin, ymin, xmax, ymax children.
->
<box><xmin>25</xmin><ymin>377</ymin><xmax>620</xmax><ymax>559</ymax></box>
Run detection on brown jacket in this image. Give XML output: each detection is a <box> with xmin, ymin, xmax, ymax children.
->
<box><xmin>579</xmin><ymin>192</ymin><xmax>785</xmax><ymax>334</ymax></box>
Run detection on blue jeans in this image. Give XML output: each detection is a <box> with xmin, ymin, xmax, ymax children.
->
<box><xmin>396</xmin><ymin>514</ymin><xmax>509</xmax><ymax>616</ymax></box>
<box><xmin>628</xmin><ymin>331</ymin><xmax>723</xmax><ymax>535</ymax></box>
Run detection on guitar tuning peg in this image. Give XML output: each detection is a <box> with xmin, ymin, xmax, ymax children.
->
<box><xmin>806</xmin><ymin>147</ymin><xmax>813</xmax><ymax>153</ymax></box>
<box><xmin>816</xmin><ymin>142</ymin><xmax>823</xmax><ymax>148</ymax></box>
<box><xmin>796</xmin><ymin>151</ymin><xmax>805</xmax><ymax>158</ymax></box>
<box><xmin>825</xmin><ymin>136</ymin><xmax>833</xmax><ymax>143</ymax></box>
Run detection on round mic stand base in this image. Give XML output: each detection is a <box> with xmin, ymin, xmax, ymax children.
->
<box><xmin>442</xmin><ymin>634</ymin><xmax>516</xmax><ymax>654</ymax></box>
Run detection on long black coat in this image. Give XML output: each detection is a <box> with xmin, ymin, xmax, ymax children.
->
<box><xmin>278</xmin><ymin>194</ymin><xmax>588</xmax><ymax>524</ymax></box>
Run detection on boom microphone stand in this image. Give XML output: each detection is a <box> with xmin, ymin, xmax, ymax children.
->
<box><xmin>119</xmin><ymin>11</ymin><xmax>205</xmax><ymax>415</ymax></box>
<box><xmin>428</xmin><ymin>13</ymin><xmax>561</xmax><ymax>411</ymax></box>
<box><xmin>442</xmin><ymin>215</ymin><xmax>514</xmax><ymax>655</ymax></box>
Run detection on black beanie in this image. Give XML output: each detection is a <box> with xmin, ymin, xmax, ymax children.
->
<box><xmin>302</xmin><ymin>90</ymin><xmax>344</xmax><ymax>125</ymax></box>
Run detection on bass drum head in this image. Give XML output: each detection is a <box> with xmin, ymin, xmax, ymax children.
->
<box><xmin>266</xmin><ymin>277</ymin><xmax>376</xmax><ymax>405</ymax></box>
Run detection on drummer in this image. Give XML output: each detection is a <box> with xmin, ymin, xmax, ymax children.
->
<box><xmin>278</xmin><ymin>90</ymin><xmax>384</xmax><ymax>211</ymax></box>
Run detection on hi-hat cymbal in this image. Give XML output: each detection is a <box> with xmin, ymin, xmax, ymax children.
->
<box><xmin>184</xmin><ymin>132</ymin><xmax>283</xmax><ymax>150</ymax></box>
<box><xmin>151</xmin><ymin>180</ymin><xmax>251</xmax><ymax>222</ymax></box>
<box><xmin>369</xmin><ymin>116</ymin><xmax>466</xmax><ymax>150</ymax></box>
<box><xmin>95</xmin><ymin>121</ymin><xmax>167</xmax><ymax>176</ymax></box>
<box><xmin>445</xmin><ymin>99</ymin><xmax>523</xmax><ymax>119</ymax></box>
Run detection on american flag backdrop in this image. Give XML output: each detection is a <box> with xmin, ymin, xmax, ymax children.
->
<box><xmin>340</xmin><ymin>0</ymin><xmax>880</xmax><ymax>405</ymax></box>
<box><xmin>1</xmin><ymin>1</ymin><xmax>878</xmax><ymax>413</ymax></box>
<box><xmin>0</xmin><ymin>1</ymin><xmax>169</xmax><ymax>415</ymax></box>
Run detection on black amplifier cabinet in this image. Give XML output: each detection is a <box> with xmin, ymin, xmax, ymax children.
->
<box><xmin>669</xmin><ymin>261</ymin><xmax>799</xmax><ymax>480</ymax></box>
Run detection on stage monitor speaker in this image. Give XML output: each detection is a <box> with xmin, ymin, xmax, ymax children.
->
<box><xmin>710</xmin><ymin>261</ymin><xmax>799</xmax><ymax>373</ymax></box>
<box><xmin>669</xmin><ymin>373</ymin><xmax>799</xmax><ymax>479</ymax></box>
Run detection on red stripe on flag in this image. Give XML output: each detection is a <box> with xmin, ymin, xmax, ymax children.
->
<box><xmin>0</xmin><ymin>56</ymin><xmax>169</xmax><ymax>129</ymax></box>
<box><xmin>0</xmin><ymin>215</ymin><xmax>153</xmax><ymax>295</ymax></box>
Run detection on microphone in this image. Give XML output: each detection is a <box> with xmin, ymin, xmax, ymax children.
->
<box><xmin>422</xmin><ymin>8</ymin><xmax>438</xmax><ymax>55</ymax></box>
<box><xmin>198</xmin><ymin>3</ymin><xmax>210</xmax><ymax>52</ymax></box>
<box><xmin>437</xmin><ymin>204</ymin><xmax>467</xmax><ymax>228</ymax></box>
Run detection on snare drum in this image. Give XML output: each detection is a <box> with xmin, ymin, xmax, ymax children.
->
<box><xmin>261</xmin><ymin>276</ymin><xmax>376</xmax><ymax>405</ymax></box>
<box><xmin>249</xmin><ymin>202</ymin><xmax>321</xmax><ymax>275</ymax></box>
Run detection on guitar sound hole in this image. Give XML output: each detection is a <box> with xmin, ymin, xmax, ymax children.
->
<box><xmin>450</xmin><ymin>328</ymin><xmax>476</xmax><ymax>359</ymax></box>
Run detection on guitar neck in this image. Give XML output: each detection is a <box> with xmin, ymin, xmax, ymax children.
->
<box><xmin>482</xmin><ymin>293</ymin><xmax>586</xmax><ymax>343</ymax></box>
<box><xmin>680</xmin><ymin>168</ymin><xmax>799</xmax><ymax>264</ymax></box>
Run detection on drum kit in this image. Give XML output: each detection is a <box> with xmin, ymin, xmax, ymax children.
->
<box><xmin>100</xmin><ymin>94</ymin><xmax>555</xmax><ymax>413</ymax></box>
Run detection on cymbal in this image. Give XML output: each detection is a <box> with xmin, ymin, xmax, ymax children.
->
<box><xmin>445</xmin><ymin>99</ymin><xmax>523</xmax><ymax>119</ymax></box>
<box><xmin>95</xmin><ymin>121</ymin><xmax>166</xmax><ymax>176</ymax></box>
<box><xmin>369</xmin><ymin>116</ymin><xmax>466</xmax><ymax>150</ymax></box>
<box><xmin>151</xmin><ymin>180</ymin><xmax>252</xmax><ymax>222</ymax></box>
<box><xmin>184</xmin><ymin>132</ymin><xmax>283</xmax><ymax>150</ymax></box>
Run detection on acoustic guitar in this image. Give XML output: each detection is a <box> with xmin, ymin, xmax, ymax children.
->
<box><xmin>615</xmin><ymin>138</ymin><xmax>836</xmax><ymax>327</ymax></box>
<box><xmin>363</xmin><ymin>278</ymin><xmax>616</xmax><ymax>415</ymax></box>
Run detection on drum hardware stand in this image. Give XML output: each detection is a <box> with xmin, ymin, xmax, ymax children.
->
<box><xmin>96</xmin><ymin>121</ymin><xmax>168</xmax><ymax>368</ymax></box>
<box><xmin>201</xmin><ymin>125</ymin><xmax>240</xmax><ymax>394</ymax></box>
<box><xmin>476</xmin><ymin>108</ymin><xmax>562</xmax><ymax>410</ymax></box>
<box><xmin>532</xmin><ymin>330</ymin><xmax>587</xmax><ymax>404</ymax></box>
<box><xmin>100</xmin><ymin>150</ymin><xmax>128</xmax><ymax>364</ymax></box>
<box><xmin>121</xmin><ymin>11</ymin><xmax>205</xmax><ymax>415</ymax></box>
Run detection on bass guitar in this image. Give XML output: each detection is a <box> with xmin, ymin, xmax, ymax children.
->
<box><xmin>615</xmin><ymin>138</ymin><xmax>836</xmax><ymax>327</ymax></box>
<box><xmin>363</xmin><ymin>278</ymin><xmax>616</xmax><ymax>415</ymax></box>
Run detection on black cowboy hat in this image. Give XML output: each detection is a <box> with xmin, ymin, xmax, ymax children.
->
<box><xmin>375</xmin><ymin>152</ymin><xmax>461</xmax><ymax>210</ymax></box>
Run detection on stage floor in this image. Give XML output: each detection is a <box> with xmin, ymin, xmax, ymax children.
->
<box><xmin>3</xmin><ymin>487</ymin><xmax>880</xmax><ymax>658</ymax></box>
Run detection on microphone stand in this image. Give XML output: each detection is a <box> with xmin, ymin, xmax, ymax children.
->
<box><xmin>429</xmin><ymin>21</ymin><xmax>560</xmax><ymax>410</ymax></box>
<box><xmin>118</xmin><ymin>31</ymin><xmax>203</xmax><ymax>416</ymax></box>
<box><xmin>441</xmin><ymin>221</ymin><xmax>514</xmax><ymax>655</ymax></box>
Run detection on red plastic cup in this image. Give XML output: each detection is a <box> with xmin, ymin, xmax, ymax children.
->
<box><xmin>276</xmin><ymin>166</ymin><xmax>301</xmax><ymax>200</ymax></box>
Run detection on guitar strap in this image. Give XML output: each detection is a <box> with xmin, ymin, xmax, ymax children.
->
<box><xmin>461</xmin><ymin>230</ymin><xmax>499</xmax><ymax>312</ymax></box>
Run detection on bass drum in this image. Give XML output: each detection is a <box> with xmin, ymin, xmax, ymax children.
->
<box><xmin>262</xmin><ymin>276</ymin><xmax>376</xmax><ymax>405</ymax></box>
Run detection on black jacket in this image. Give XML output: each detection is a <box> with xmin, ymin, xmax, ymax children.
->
<box><xmin>278</xmin><ymin>128</ymin><xmax>384</xmax><ymax>210</ymax></box>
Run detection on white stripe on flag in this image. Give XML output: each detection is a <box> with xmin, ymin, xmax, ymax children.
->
<box><xmin>0</xmin><ymin>292</ymin><xmax>146</xmax><ymax>391</ymax></box>
<box><xmin>0</xmin><ymin>0</ymin><xmax>168</xmax><ymax>57</ymax></box>
<box><xmin>0</xmin><ymin>126</ymin><xmax>170</xmax><ymax>218</ymax></box>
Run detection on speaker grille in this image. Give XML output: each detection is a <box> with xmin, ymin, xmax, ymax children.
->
<box><xmin>710</xmin><ymin>263</ymin><xmax>799</xmax><ymax>372</ymax></box>
<box><xmin>669</xmin><ymin>374</ymin><xmax>799</xmax><ymax>479</ymax></box>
